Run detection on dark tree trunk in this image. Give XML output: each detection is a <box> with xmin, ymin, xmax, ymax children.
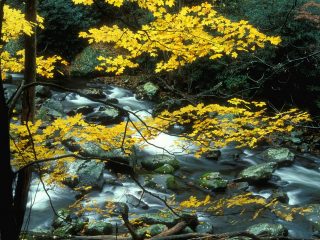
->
<box><xmin>0</xmin><ymin>85</ymin><xmax>18</xmax><ymax>239</ymax></box>
<box><xmin>13</xmin><ymin>0</ymin><xmax>37</xmax><ymax>234</ymax></box>
<box><xmin>0</xmin><ymin>0</ymin><xmax>19</xmax><ymax>239</ymax></box>
<box><xmin>21</xmin><ymin>0</ymin><xmax>36</xmax><ymax>122</ymax></box>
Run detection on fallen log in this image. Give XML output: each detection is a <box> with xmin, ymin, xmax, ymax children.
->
<box><xmin>150</xmin><ymin>221</ymin><xmax>188</xmax><ymax>239</ymax></box>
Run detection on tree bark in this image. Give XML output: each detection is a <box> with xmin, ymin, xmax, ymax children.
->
<box><xmin>0</xmin><ymin>83</ymin><xmax>18</xmax><ymax>240</ymax></box>
<box><xmin>14</xmin><ymin>0</ymin><xmax>37</xmax><ymax>234</ymax></box>
<box><xmin>0</xmin><ymin>0</ymin><xmax>19</xmax><ymax>238</ymax></box>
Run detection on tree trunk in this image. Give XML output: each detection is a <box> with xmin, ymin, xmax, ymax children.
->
<box><xmin>0</xmin><ymin>0</ymin><xmax>19</xmax><ymax>238</ymax></box>
<box><xmin>14</xmin><ymin>0</ymin><xmax>37</xmax><ymax>234</ymax></box>
<box><xmin>0</xmin><ymin>85</ymin><xmax>19</xmax><ymax>240</ymax></box>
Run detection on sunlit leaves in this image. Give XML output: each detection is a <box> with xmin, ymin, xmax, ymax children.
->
<box><xmin>179</xmin><ymin>193</ymin><xmax>313</xmax><ymax>222</ymax></box>
<box><xmin>75</xmin><ymin>1</ymin><xmax>281</xmax><ymax>74</ymax></box>
<box><xmin>1</xmin><ymin>5</ymin><xmax>67</xmax><ymax>79</ymax></box>
<box><xmin>2</xmin><ymin>5</ymin><xmax>34</xmax><ymax>42</ymax></box>
<box><xmin>2</xmin><ymin>5</ymin><xmax>44</xmax><ymax>42</ymax></box>
<box><xmin>10</xmin><ymin>114</ymin><xmax>139</xmax><ymax>184</ymax></box>
<box><xmin>140</xmin><ymin>98</ymin><xmax>311</xmax><ymax>157</ymax></box>
<box><xmin>1</xmin><ymin>50</ymin><xmax>68</xmax><ymax>78</ymax></box>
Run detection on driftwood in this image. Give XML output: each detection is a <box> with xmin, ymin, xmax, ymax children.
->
<box><xmin>150</xmin><ymin>221</ymin><xmax>188</xmax><ymax>239</ymax></box>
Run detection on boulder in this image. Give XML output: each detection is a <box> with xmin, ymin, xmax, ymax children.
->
<box><xmin>53</xmin><ymin>224</ymin><xmax>82</xmax><ymax>237</ymax></box>
<box><xmin>52</xmin><ymin>208</ymin><xmax>73</xmax><ymax>228</ymax></box>
<box><xmin>63</xmin><ymin>139</ymin><xmax>125</xmax><ymax>159</ymax></box>
<box><xmin>141</xmin><ymin>174</ymin><xmax>183</xmax><ymax>192</ymax></box>
<box><xmin>182</xmin><ymin>227</ymin><xmax>194</xmax><ymax>234</ymax></box>
<box><xmin>63</xmin><ymin>159</ymin><xmax>105</xmax><ymax>190</ymax></box>
<box><xmin>80</xmin><ymin>88</ymin><xmax>105</xmax><ymax>99</ymax></box>
<box><xmin>196</xmin><ymin>222</ymin><xmax>214</xmax><ymax>234</ymax></box>
<box><xmin>52</xmin><ymin>208</ymin><xmax>86</xmax><ymax>237</ymax></box>
<box><xmin>247</xmin><ymin>223</ymin><xmax>288</xmax><ymax>237</ymax></box>
<box><xmin>85</xmin><ymin>105</ymin><xmax>122</xmax><ymax>125</ymax></box>
<box><xmin>166</xmin><ymin>175</ymin><xmax>180</xmax><ymax>191</ymax></box>
<box><xmin>141</xmin><ymin>154</ymin><xmax>180</xmax><ymax>171</ymax></box>
<box><xmin>136</xmin><ymin>224</ymin><xmax>168</xmax><ymax>238</ymax></box>
<box><xmin>84</xmin><ymin>221</ymin><xmax>113</xmax><ymax>235</ymax></box>
<box><xmin>203</xmin><ymin>150</ymin><xmax>221</xmax><ymax>160</ymax></box>
<box><xmin>258</xmin><ymin>147</ymin><xmax>295</xmax><ymax>165</ymax></box>
<box><xmin>67</xmin><ymin>106</ymin><xmax>95</xmax><ymax>116</ymax></box>
<box><xmin>36</xmin><ymin>99</ymin><xmax>66</xmax><ymax>121</ymax></box>
<box><xmin>239</xmin><ymin>162</ymin><xmax>277</xmax><ymax>182</ymax></box>
<box><xmin>126</xmin><ymin>194</ymin><xmax>149</xmax><ymax>210</ymax></box>
<box><xmin>36</xmin><ymin>86</ymin><xmax>52</xmax><ymax>98</ymax></box>
<box><xmin>154</xmin><ymin>164</ymin><xmax>175</xmax><ymax>174</ymax></box>
<box><xmin>136</xmin><ymin>212</ymin><xmax>180</xmax><ymax>227</ymax></box>
<box><xmin>3</xmin><ymin>84</ymin><xmax>17</xmax><ymax>101</ymax></box>
<box><xmin>136</xmin><ymin>82</ymin><xmax>159</xmax><ymax>100</ymax></box>
<box><xmin>199</xmin><ymin>172</ymin><xmax>228</xmax><ymax>190</ymax></box>
<box><xmin>226</xmin><ymin>182</ymin><xmax>249</xmax><ymax>194</ymax></box>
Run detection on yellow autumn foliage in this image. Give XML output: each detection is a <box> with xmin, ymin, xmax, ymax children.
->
<box><xmin>1</xmin><ymin>5</ymin><xmax>67</xmax><ymax>79</ymax></box>
<box><xmin>1</xmin><ymin>50</ymin><xmax>68</xmax><ymax>78</ymax></box>
<box><xmin>74</xmin><ymin>0</ymin><xmax>281</xmax><ymax>74</ymax></box>
<box><xmin>180</xmin><ymin>192</ymin><xmax>313</xmax><ymax>222</ymax></box>
<box><xmin>11</xmin><ymin>99</ymin><xmax>310</xmax><ymax>185</ymax></box>
<box><xmin>138</xmin><ymin>98</ymin><xmax>311</xmax><ymax>157</ymax></box>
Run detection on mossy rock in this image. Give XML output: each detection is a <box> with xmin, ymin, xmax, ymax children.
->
<box><xmin>154</xmin><ymin>164</ymin><xmax>175</xmax><ymax>174</ymax></box>
<box><xmin>239</xmin><ymin>162</ymin><xmax>277</xmax><ymax>182</ymax></box>
<box><xmin>84</xmin><ymin>221</ymin><xmax>113</xmax><ymax>235</ymax></box>
<box><xmin>136</xmin><ymin>82</ymin><xmax>159</xmax><ymax>100</ymax></box>
<box><xmin>247</xmin><ymin>223</ymin><xmax>288</xmax><ymax>237</ymax></box>
<box><xmin>199</xmin><ymin>172</ymin><xmax>228</xmax><ymax>190</ymax></box>
<box><xmin>166</xmin><ymin>175</ymin><xmax>179</xmax><ymax>190</ymax></box>
<box><xmin>136</xmin><ymin>224</ymin><xmax>167</xmax><ymax>238</ymax></box>
<box><xmin>258</xmin><ymin>147</ymin><xmax>295</xmax><ymax>164</ymax></box>
<box><xmin>52</xmin><ymin>220</ymin><xmax>85</xmax><ymax>237</ymax></box>
<box><xmin>52</xmin><ymin>208</ymin><xmax>72</xmax><ymax>228</ymax></box>
<box><xmin>141</xmin><ymin>154</ymin><xmax>180</xmax><ymax>171</ymax></box>
<box><xmin>196</xmin><ymin>222</ymin><xmax>213</xmax><ymax>234</ymax></box>
<box><xmin>136</xmin><ymin>212</ymin><xmax>179</xmax><ymax>227</ymax></box>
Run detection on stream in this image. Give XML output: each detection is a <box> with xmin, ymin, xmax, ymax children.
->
<box><xmin>4</xmin><ymin>78</ymin><xmax>320</xmax><ymax>239</ymax></box>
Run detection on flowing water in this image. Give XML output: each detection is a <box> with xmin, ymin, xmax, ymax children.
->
<box><xmin>5</xmin><ymin>78</ymin><xmax>320</xmax><ymax>238</ymax></box>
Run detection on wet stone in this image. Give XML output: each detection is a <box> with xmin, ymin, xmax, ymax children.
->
<box><xmin>154</xmin><ymin>164</ymin><xmax>175</xmax><ymax>174</ymax></box>
<box><xmin>196</xmin><ymin>222</ymin><xmax>213</xmax><ymax>234</ymax></box>
<box><xmin>199</xmin><ymin>172</ymin><xmax>228</xmax><ymax>190</ymax></box>
<box><xmin>239</xmin><ymin>162</ymin><xmax>277</xmax><ymax>182</ymax></box>
<box><xmin>247</xmin><ymin>223</ymin><xmax>288</xmax><ymax>237</ymax></box>
<box><xmin>126</xmin><ymin>194</ymin><xmax>149</xmax><ymax>210</ymax></box>
<box><xmin>203</xmin><ymin>150</ymin><xmax>221</xmax><ymax>160</ymax></box>
<box><xmin>136</xmin><ymin>212</ymin><xmax>179</xmax><ymax>227</ymax></box>
<box><xmin>141</xmin><ymin>154</ymin><xmax>180</xmax><ymax>171</ymax></box>
<box><xmin>136</xmin><ymin>224</ymin><xmax>167</xmax><ymax>238</ymax></box>
<box><xmin>257</xmin><ymin>147</ymin><xmax>295</xmax><ymax>165</ymax></box>
<box><xmin>84</xmin><ymin>221</ymin><xmax>113</xmax><ymax>235</ymax></box>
